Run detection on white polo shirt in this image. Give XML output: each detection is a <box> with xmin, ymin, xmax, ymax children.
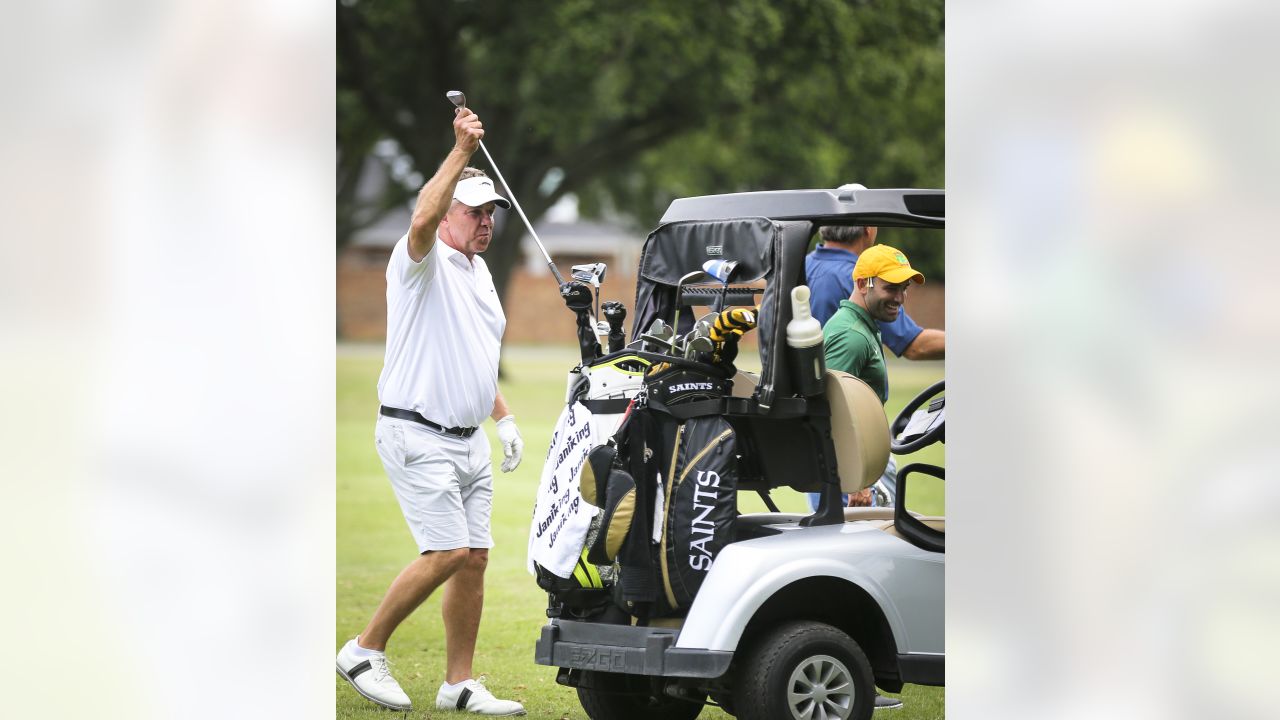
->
<box><xmin>376</xmin><ymin>233</ymin><xmax>506</xmax><ymax>428</ymax></box>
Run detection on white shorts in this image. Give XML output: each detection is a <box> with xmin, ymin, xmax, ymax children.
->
<box><xmin>374</xmin><ymin>415</ymin><xmax>494</xmax><ymax>553</ymax></box>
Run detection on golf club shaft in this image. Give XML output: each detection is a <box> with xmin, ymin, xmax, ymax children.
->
<box><xmin>475</xmin><ymin>139</ymin><xmax>563</xmax><ymax>286</ymax></box>
<box><xmin>448</xmin><ymin>91</ymin><xmax>563</xmax><ymax>285</ymax></box>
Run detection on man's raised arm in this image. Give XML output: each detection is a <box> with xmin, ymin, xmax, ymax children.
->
<box><xmin>406</xmin><ymin>108</ymin><xmax>484</xmax><ymax>262</ymax></box>
<box><xmin>902</xmin><ymin>328</ymin><xmax>945</xmax><ymax>361</ymax></box>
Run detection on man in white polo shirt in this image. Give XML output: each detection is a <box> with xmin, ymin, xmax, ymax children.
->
<box><xmin>336</xmin><ymin>106</ymin><xmax>526</xmax><ymax>716</ymax></box>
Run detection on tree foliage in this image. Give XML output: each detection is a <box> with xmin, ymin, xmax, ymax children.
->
<box><xmin>338</xmin><ymin>0</ymin><xmax>944</xmax><ymax>297</ymax></box>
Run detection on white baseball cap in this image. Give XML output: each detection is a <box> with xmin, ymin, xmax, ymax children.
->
<box><xmin>837</xmin><ymin>182</ymin><xmax>867</xmax><ymax>191</ymax></box>
<box><xmin>453</xmin><ymin>176</ymin><xmax>511</xmax><ymax>209</ymax></box>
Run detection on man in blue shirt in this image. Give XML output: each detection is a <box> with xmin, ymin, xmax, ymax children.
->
<box><xmin>806</xmin><ymin>225</ymin><xmax>944</xmax><ymax>360</ymax></box>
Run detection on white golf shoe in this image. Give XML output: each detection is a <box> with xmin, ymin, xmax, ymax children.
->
<box><xmin>435</xmin><ymin>678</ymin><xmax>526</xmax><ymax>716</ymax></box>
<box><xmin>335</xmin><ymin>638</ymin><xmax>412</xmax><ymax>711</ymax></box>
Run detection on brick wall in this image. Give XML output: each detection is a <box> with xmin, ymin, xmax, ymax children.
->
<box><xmin>902</xmin><ymin>283</ymin><xmax>945</xmax><ymax>331</ymax></box>
<box><xmin>337</xmin><ymin>245</ymin><xmax>945</xmax><ymax>343</ymax></box>
<box><xmin>337</xmin><ymin>246</ymin><xmax>393</xmax><ymax>341</ymax></box>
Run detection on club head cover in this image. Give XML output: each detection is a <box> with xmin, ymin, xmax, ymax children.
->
<box><xmin>709</xmin><ymin>307</ymin><xmax>757</xmax><ymax>342</ymax></box>
<box><xmin>601</xmin><ymin>301</ymin><xmax>627</xmax><ymax>323</ymax></box>
<box><xmin>579</xmin><ymin>443</ymin><xmax>617</xmax><ymax>508</ymax></box>
<box><xmin>560</xmin><ymin>281</ymin><xmax>594</xmax><ymax>312</ymax></box>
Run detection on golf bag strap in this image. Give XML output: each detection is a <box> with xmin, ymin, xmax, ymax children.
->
<box><xmin>618</xmin><ymin>410</ymin><xmax>658</xmax><ymax>607</ymax></box>
<box><xmin>581</xmin><ymin>398</ymin><xmax>632</xmax><ymax>414</ymax></box>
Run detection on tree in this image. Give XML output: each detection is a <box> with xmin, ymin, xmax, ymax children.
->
<box><xmin>338</xmin><ymin>0</ymin><xmax>944</xmax><ymax>299</ymax></box>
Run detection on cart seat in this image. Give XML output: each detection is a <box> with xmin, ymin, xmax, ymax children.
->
<box><xmin>825</xmin><ymin>370</ymin><xmax>891</xmax><ymax>495</ymax></box>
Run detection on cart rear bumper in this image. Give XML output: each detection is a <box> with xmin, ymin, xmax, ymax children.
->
<box><xmin>534</xmin><ymin>619</ymin><xmax>732</xmax><ymax>678</ymax></box>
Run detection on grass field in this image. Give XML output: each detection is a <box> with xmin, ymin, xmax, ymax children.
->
<box><xmin>338</xmin><ymin>343</ymin><xmax>944</xmax><ymax>719</ymax></box>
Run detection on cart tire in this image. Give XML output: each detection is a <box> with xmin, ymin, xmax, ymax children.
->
<box><xmin>734</xmin><ymin>621</ymin><xmax>874</xmax><ymax>720</ymax></box>
<box><xmin>577</xmin><ymin>683</ymin><xmax>705</xmax><ymax>720</ymax></box>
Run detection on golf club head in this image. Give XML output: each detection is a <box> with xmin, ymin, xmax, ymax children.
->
<box><xmin>703</xmin><ymin>259</ymin><xmax>741</xmax><ymax>312</ymax></box>
<box><xmin>571</xmin><ymin>262</ymin><xmax>607</xmax><ymax>287</ymax></box>
<box><xmin>701</xmin><ymin>259</ymin><xmax>740</xmax><ymax>284</ymax></box>
<box><xmin>446</xmin><ymin>90</ymin><xmax>467</xmax><ymax>110</ymax></box>
<box><xmin>643</xmin><ymin>319</ymin><xmax>674</xmax><ymax>355</ymax></box>
<box><xmin>685</xmin><ymin>335</ymin><xmax>714</xmax><ymax>360</ymax></box>
<box><xmin>694</xmin><ymin>316</ymin><xmax>714</xmax><ymax>339</ymax></box>
<box><xmin>638</xmin><ymin>333</ymin><xmax>669</xmax><ymax>347</ymax></box>
<box><xmin>676</xmin><ymin>269</ymin><xmax>710</xmax><ymax>288</ymax></box>
<box><xmin>648</xmin><ymin>318</ymin><xmax>673</xmax><ymax>341</ymax></box>
<box><xmin>671</xmin><ymin>270</ymin><xmax>711</xmax><ymax>348</ymax></box>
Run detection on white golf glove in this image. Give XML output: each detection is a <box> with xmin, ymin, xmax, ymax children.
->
<box><xmin>496</xmin><ymin>415</ymin><xmax>523</xmax><ymax>473</ymax></box>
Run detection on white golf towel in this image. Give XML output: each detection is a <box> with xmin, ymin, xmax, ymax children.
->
<box><xmin>527</xmin><ymin>402</ymin><xmax>600</xmax><ymax>578</ymax></box>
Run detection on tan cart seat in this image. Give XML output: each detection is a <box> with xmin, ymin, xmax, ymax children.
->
<box><xmin>825</xmin><ymin>370</ymin><xmax>891</xmax><ymax>495</ymax></box>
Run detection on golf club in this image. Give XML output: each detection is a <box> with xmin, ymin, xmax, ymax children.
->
<box><xmin>693</xmin><ymin>315</ymin><xmax>715</xmax><ymax>340</ymax></box>
<box><xmin>570</xmin><ymin>262</ymin><xmax>610</xmax><ymax>345</ymax></box>
<box><xmin>571</xmin><ymin>262</ymin><xmax>607</xmax><ymax>287</ymax></box>
<box><xmin>639</xmin><ymin>333</ymin><xmax>675</xmax><ymax>353</ymax></box>
<box><xmin>601</xmin><ymin>301</ymin><xmax>627</xmax><ymax>353</ymax></box>
<box><xmin>572</xmin><ymin>263</ymin><xmax>607</xmax><ymax>327</ymax></box>
<box><xmin>558</xmin><ymin>279</ymin><xmax>601</xmax><ymax>363</ymax></box>
<box><xmin>447</xmin><ymin>90</ymin><xmax>564</xmax><ymax>285</ymax></box>
<box><xmin>685</xmin><ymin>335</ymin><xmax>715</xmax><ymax>361</ymax></box>
<box><xmin>642</xmin><ymin>318</ymin><xmax>674</xmax><ymax>353</ymax></box>
<box><xmin>701</xmin><ymin>259</ymin><xmax>741</xmax><ymax>312</ymax></box>
<box><xmin>670</xmin><ymin>270</ymin><xmax>709</xmax><ymax>353</ymax></box>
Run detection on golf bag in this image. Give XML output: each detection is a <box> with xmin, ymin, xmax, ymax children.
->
<box><xmin>534</xmin><ymin>311</ymin><xmax>755</xmax><ymax>620</ymax></box>
<box><xmin>582</xmin><ymin>360</ymin><xmax>741</xmax><ymax>619</ymax></box>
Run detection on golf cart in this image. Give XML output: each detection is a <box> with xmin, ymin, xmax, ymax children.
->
<box><xmin>529</xmin><ymin>187</ymin><xmax>945</xmax><ymax>720</ymax></box>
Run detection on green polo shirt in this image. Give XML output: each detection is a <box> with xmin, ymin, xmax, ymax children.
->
<box><xmin>823</xmin><ymin>300</ymin><xmax>888</xmax><ymax>403</ymax></box>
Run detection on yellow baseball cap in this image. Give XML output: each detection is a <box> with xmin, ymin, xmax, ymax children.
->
<box><xmin>853</xmin><ymin>244</ymin><xmax>925</xmax><ymax>284</ymax></box>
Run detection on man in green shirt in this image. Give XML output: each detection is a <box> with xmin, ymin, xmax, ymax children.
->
<box><xmin>820</xmin><ymin>244</ymin><xmax>925</xmax><ymax>510</ymax></box>
<box><xmin>823</xmin><ymin>244</ymin><xmax>925</xmax><ymax>403</ymax></box>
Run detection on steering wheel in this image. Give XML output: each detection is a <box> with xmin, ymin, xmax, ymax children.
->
<box><xmin>890</xmin><ymin>380</ymin><xmax>945</xmax><ymax>454</ymax></box>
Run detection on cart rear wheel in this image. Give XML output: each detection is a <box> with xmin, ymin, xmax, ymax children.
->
<box><xmin>576</xmin><ymin>684</ymin><xmax>705</xmax><ymax>720</ymax></box>
<box><xmin>734</xmin><ymin>620</ymin><xmax>874</xmax><ymax>720</ymax></box>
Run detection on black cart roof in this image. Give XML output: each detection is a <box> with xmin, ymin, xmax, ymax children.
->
<box><xmin>659</xmin><ymin>188</ymin><xmax>944</xmax><ymax>228</ymax></box>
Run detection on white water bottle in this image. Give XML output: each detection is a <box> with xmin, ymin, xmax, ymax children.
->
<box><xmin>787</xmin><ymin>286</ymin><xmax>826</xmax><ymax>397</ymax></box>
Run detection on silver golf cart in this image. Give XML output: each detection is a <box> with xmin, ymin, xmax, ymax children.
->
<box><xmin>532</xmin><ymin>187</ymin><xmax>945</xmax><ymax>720</ymax></box>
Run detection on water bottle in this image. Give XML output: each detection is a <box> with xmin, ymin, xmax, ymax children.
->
<box><xmin>787</xmin><ymin>286</ymin><xmax>826</xmax><ymax>397</ymax></box>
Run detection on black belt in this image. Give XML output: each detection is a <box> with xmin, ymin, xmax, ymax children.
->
<box><xmin>380</xmin><ymin>406</ymin><xmax>477</xmax><ymax>438</ymax></box>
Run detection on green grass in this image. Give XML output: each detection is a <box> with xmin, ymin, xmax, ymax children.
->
<box><xmin>338</xmin><ymin>343</ymin><xmax>944</xmax><ymax>718</ymax></box>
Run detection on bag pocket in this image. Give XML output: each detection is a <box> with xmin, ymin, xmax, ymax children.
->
<box><xmin>586</xmin><ymin>465</ymin><xmax>638</xmax><ymax>566</ymax></box>
<box><xmin>658</xmin><ymin>417</ymin><xmax>737</xmax><ymax>613</ymax></box>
